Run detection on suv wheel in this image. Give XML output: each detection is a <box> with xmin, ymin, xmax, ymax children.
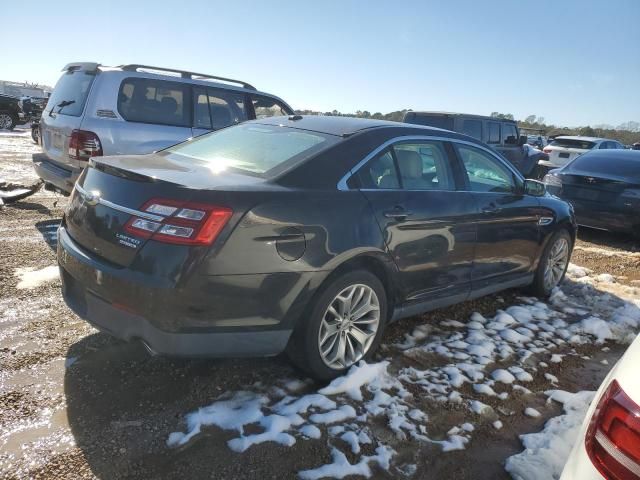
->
<box><xmin>287</xmin><ymin>269</ymin><xmax>387</xmax><ymax>380</ymax></box>
<box><xmin>530</xmin><ymin>230</ymin><xmax>571</xmax><ymax>297</ymax></box>
<box><xmin>0</xmin><ymin>112</ymin><xmax>16</xmax><ymax>131</ymax></box>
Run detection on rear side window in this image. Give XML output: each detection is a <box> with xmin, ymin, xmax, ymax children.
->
<box><xmin>407</xmin><ymin>114</ymin><xmax>455</xmax><ymax>130</ymax></box>
<box><xmin>252</xmin><ymin>95</ymin><xmax>291</xmax><ymax>118</ymax></box>
<box><xmin>550</xmin><ymin>138</ymin><xmax>596</xmax><ymax>149</ymax></box>
<box><xmin>487</xmin><ymin>122</ymin><xmax>501</xmax><ymax>144</ymax></box>
<box><xmin>462</xmin><ymin>119</ymin><xmax>482</xmax><ymax>140</ymax></box>
<box><xmin>118</xmin><ymin>78</ymin><xmax>191</xmax><ymax>127</ymax></box>
<box><xmin>47</xmin><ymin>70</ymin><xmax>95</xmax><ymax>117</ymax></box>
<box><xmin>357</xmin><ymin>150</ymin><xmax>399</xmax><ymax>189</ymax></box>
<box><xmin>193</xmin><ymin>87</ymin><xmax>247</xmax><ymax>130</ymax></box>
<box><xmin>165</xmin><ymin>124</ymin><xmax>337</xmax><ymax>176</ymax></box>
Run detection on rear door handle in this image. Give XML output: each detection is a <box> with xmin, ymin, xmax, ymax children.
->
<box><xmin>384</xmin><ymin>208</ymin><xmax>413</xmax><ymax>220</ymax></box>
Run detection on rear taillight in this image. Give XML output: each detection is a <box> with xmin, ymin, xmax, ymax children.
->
<box><xmin>586</xmin><ymin>380</ymin><xmax>640</xmax><ymax>479</ymax></box>
<box><xmin>68</xmin><ymin>129</ymin><xmax>103</xmax><ymax>161</ymax></box>
<box><xmin>543</xmin><ymin>148</ymin><xmax>552</xmax><ymax>154</ymax></box>
<box><xmin>124</xmin><ymin>198</ymin><xmax>232</xmax><ymax>246</ymax></box>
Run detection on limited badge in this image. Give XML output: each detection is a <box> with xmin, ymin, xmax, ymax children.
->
<box><xmin>115</xmin><ymin>233</ymin><xmax>142</xmax><ymax>249</ymax></box>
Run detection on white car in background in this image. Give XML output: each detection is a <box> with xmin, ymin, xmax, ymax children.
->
<box><xmin>540</xmin><ymin>136</ymin><xmax>625</xmax><ymax>169</ymax></box>
<box><xmin>561</xmin><ymin>333</ymin><xmax>640</xmax><ymax>480</ymax></box>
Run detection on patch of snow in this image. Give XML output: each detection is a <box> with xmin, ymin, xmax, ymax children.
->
<box><xmin>524</xmin><ymin>407</ymin><xmax>541</xmax><ymax>418</ymax></box>
<box><xmin>298</xmin><ymin>445</ymin><xmax>394</xmax><ymax>480</ymax></box>
<box><xmin>14</xmin><ymin>266</ymin><xmax>59</xmax><ymax>289</ymax></box>
<box><xmin>493</xmin><ymin>420</ymin><xmax>503</xmax><ymax>430</ymax></box>
<box><xmin>492</xmin><ymin>369</ymin><xmax>516</xmax><ymax>384</ymax></box>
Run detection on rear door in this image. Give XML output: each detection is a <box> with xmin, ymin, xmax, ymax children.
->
<box><xmin>112</xmin><ymin>77</ymin><xmax>192</xmax><ymax>154</ymax></box>
<box><xmin>453</xmin><ymin>143</ymin><xmax>542</xmax><ymax>290</ymax></box>
<box><xmin>356</xmin><ymin>139</ymin><xmax>476</xmax><ymax>304</ymax></box>
<box><xmin>41</xmin><ymin>67</ymin><xmax>96</xmax><ymax>170</ymax></box>
<box><xmin>191</xmin><ymin>87</ymin><xmax>248</xmax><ymax>137</ymax></box>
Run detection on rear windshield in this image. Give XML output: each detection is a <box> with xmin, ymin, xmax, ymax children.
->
<box><xmin>407</xmin><ymin>114</ymin><xmax>454</xmax><ymax>131</ymax></box>
<box><xmin>568</xmin><ymin>152</ymin><xmax>640</xmax><ymax>179</ymax></box>
<box><xmin>165</xmin><ymin>124</ymin><xmax>338</xmax><ymax>176</ymax></box>
<box><xmin>550</xmin><ymin>138</ymin><xmax>596</xmax><ymax>149</ymax></box>
<box><xmin>47</xmin><ymin>70</ymin><xmax>95</xmax><ymax>117</ymax></box>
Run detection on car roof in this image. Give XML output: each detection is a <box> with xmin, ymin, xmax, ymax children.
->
<box><xmin>408</xmin><ymin>111</ymin><xmax>517</xmax><ymax>123</ymax></box>
<box><xmin>252</xmin><ymin>115</ymin><xmax>448</xmax><ymax>137</ymax></box>
<box><xmin>581</xmin><ymin>149</ymin><xmax>640</xmax><ymax>160</ymax></box>
<box><xmin>554</xmin><ymin>135</ymin><xmax>608</xmax><ymax>142</ymax></box>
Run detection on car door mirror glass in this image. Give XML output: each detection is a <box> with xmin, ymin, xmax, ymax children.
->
<box><xmin>524</xmin><ymin>179</ymin><xmax>546</xmax><ymax>196</ymax></box>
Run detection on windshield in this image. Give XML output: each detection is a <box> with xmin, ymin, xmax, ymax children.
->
<box><xmin>550</xmin><ymin>138</ymin><xmax>596</xmax><ymax>150</ymax></box>
<box><xmin>166</xmin><ymin>124</ymin><xmax>338</xmax><ymax>176</ymax></box>
<box><xmin>47</xmin><ymin>70</ymin><xmax>95</xmax><ymax>117</ymax></box>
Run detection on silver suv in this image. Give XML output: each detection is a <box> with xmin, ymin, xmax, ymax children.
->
<box><xmin>33</xmin><ymin>62</ymin><xmax>294</xmax><ymax>194</ymax></box>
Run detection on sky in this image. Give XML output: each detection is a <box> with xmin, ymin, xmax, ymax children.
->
<box><xmin>2</xmin><ymin>0</ymin><xmax>639</xmax><ymax>127</ymax></box>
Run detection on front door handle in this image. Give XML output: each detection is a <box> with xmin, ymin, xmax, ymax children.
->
<box><xmin>384</xmin><ymin>207</ymin><xmax>413</xmax><ymax>220</ymax></box>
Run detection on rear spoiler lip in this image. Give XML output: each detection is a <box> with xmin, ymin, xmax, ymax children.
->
<box><xmin>61</xmin><ymin>62</ymin><xmax>101</xmax><ymax>73</ymax></box>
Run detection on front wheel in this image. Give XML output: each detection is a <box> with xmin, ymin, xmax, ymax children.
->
<box><xmin>530</xmin><ymin>230</ymin><xmax>572</xmax><ymax>297</ymax></box>
<box><xmin>0</xmin><ymin>112</ymin><xmax>16</xmax><ymax>131</ymax></box>
<box><xmin>287</xmin><ymin>269</ymin><xmax>387</xmax><ymax>381</ymax></box>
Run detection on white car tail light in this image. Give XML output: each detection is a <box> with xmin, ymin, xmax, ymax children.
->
<box><xmin>586</xmin><ymin>379</ymin><xmax>640</xmax><ymax>479</ymax></box>
<box><xmin>68</xmin><ymin>129</ymin><xmax>103</xmax><ymax>161</ymax></box>
<box><xmin>124</xmin><ymin>198</ymin><xmax>232</xmax><ymax>246</ymax></box>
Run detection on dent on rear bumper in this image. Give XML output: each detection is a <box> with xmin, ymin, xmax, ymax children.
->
<box><xmin>57</xmin><ymin>226</ymin><xmax>323</xmax><ymax>357</ymax></box>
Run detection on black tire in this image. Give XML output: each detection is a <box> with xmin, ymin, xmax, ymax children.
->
<box><xmin>31</xmin><ymin>125</ymin><xmax>40</xmax><ymax>144</ymax></box>
<box><xmin>0</xmin><ymin>112</ymin><xmax>16</xmax><ymax>131</ymax></box>
<box><xmin>286</xmin><ymin>269</ymin><xmax>388</xmax><ymax>381</ymax></box>
<box><xmin>529</xmin><ymin>229</ymin><xmax>572</xmax><ymax>297</ymax></box>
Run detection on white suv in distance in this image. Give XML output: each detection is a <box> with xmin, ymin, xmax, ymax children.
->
<box><xmin>539</xmin><ymin>136</ymin><xmax>624</xmax><ymax>171</ymax></box>
<box><xmin>33</xmin><ymin>62</ymin><xmax>294</xmax><ymax>194</ymax></box>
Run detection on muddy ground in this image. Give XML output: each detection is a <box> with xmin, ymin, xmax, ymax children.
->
<box><xmin>0</xmin><ymin>128</ymin><xmax>638</xmax><ymax>479</ymax></box>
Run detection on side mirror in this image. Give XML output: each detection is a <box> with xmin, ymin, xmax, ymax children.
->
<box><xmin>518</xmin><ymin>135</ymin><xmax>528</xmax><ymax>146</ymax></box>
<box><xmin>524</xmin><ymin>179</ymin><xmax>546</xmax><ymax>197</ymax></box>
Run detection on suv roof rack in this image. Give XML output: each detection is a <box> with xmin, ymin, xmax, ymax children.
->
<box><xmin>120</xmin><ymin>64</ymin><xmax>257</xmax><ymax>90</ymax></box>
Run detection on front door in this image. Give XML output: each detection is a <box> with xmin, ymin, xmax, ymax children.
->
<box><xmin>357</xmin><ymin>140</ymin><xmax>477</xmax><ymax>304</ymax></box>
<box><xmin>453</xmin><ymin>143</ymin><xmax>542</xmax><ymax>292</ymax></box>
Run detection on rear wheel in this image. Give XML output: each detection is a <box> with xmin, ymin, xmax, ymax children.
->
<box><xmin>530</xmin><ymin>230</ymin><xmax>572</xmax><ymax>297</ymax></box>
<box><xmin>287</xmin><ymin>269</ymin><xmax>387</xmax><ymax>380</ymax></box>
<box><xmin>0</xmin><ymin>112</ymin><xmax>16</xmax><ymax>131</ymax></box>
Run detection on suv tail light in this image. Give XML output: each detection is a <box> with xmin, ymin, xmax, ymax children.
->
<box><xmin>124</xmin><ymin>198</ymin><xmax>232</xmax><ymax>246</ymax></box>
<box><xmin>543</xmin><ymin>147</ymin><xmax>552</xmax><ymax>154</ymax></box>
<box><xmin>69</xmin><ymin>129</ymin><xmax>103</xmax><ymax>161</ymax></box>
<box><xmin>586</xmin><ymin>380</ymin><xmax>640</xmax><ymax>479</ymax></box>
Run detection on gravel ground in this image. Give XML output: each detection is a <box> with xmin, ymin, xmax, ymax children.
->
<box><xmin>0</xmin><ymin>129</ymin><xmax>638</xmax><ymax>479</ymax></box>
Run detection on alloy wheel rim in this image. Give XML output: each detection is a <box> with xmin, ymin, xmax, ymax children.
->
<box><xmin>0</xmin><ymin>114</ymin><xmax>11</xmax><ymax>129</ymax></box>
<box><xmin>318</xmin><ymin>283</ymin><xmax>380</xmax><ymax>370</ymax></box>
<box><xmin>544</xmin><ymin>237</ymin><xmax>569</xmax><ymax>291</ymax></box>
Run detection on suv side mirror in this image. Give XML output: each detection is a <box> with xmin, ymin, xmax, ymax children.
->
<box><xmin>518</xmin><ymin>135</ymin><xmax>528</xmax><ymax>146</ymax></box>
<box><xmin>524</xmin><ymin>179</ymin><xmax>546</xmax><ymax>196</ymax></box>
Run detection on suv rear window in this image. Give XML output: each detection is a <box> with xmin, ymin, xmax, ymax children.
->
<box><xmin>165</xmin><ymin>124</ymin><xmax>338</xmax><ymax>176</ymax></box>
<box><xmin>118</xmin><ymin>78</ymin><xmax>191</xmax><ymax>127</ymax></box>
<box><xmin>47</xmin><ymin>70</ymin><xmax>95</xmax><ymax>117</ymax></box>
<box><xmin>550</xmin><ymin>138</ymin><xmax>596</xmax><ymax>149</ymax></box>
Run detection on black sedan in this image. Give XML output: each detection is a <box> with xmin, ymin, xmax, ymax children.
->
<box><xmin>58</xmin><ymin>116</ymin><xmax>576</xmax><ymax>380</ymax></box>
<box><xmin>543</xmin><ymin>149</ymin><xmax>640</xmax><ymax>235</ymax></box>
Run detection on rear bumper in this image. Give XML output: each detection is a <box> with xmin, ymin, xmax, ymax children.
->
<box><xmin>570</xmin><ymin>200</ymin><xmax>637</xmax><ymax>233</ymax></box>
<box><xmin>57</xmin><ymin>226</ymin><xmax>319</xmax><ymax>357</ymax></box>
<box><xmin>32</xmin><ymin>152</ymin><xmax>80</xmax><ymax>194</ymax></box>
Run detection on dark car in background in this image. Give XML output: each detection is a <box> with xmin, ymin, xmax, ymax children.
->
<box><xmin>403</xmin><ymin>111</ymin><xmax>547</xmax><ymax>177</ymax></box>
<box><xmin>543</xmin><ymin>149</ymin><xmax>640</xmax><ymax>235</ymax></box>
<box><xmin>0</xmin><ymin>94</ymin><xmax>29</xmax><ymax>130</ymax></box>
<box><xmin>57</xmin><ymin>116</ymin><xmax>576</xmax><ymax>380</ymax></box>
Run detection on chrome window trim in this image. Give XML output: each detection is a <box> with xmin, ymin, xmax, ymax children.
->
<box><xmin>75</xmin><ymin>184</ymin><xmax>165</xmax><ymax>221</ymax></box>
<box><xmin>337</xmin><ymin>135</ymin><xmax>524</xmax><ymax>192</ymax></box>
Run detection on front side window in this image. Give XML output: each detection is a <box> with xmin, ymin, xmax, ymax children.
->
<box><xmin>357</xmin><ymin>150</ymin><xmax>399</xmax><ymax>189</ymax></box>
<box><xmin>252</xmin><ymin>95</ymin><xmax>291</xmax><ymax>118</ymax></box>
<box><xmin>502</xmin><ymin>124</ymin><xmax>518</xmax><ymax>144</ymax></box>
<box><xmin>462</xmin><ymin>119</ymin><xmax>482</xmax><ymax>140</ymax></box>
<box><xmin>193</xmin><ymin>87</ymin><xmax>247</xmax><ymax>130</ymax></box>
<box><xmin>165</xmin><ymin>124</ymin><xmax>336</xmax><ymax>176</ymax></box>
<box><xmin>487</xmin><ymin>122</ymin><xmax>501</xmax><ymax>144</ymax></box>
<box><xmin>456</xmin><ymin>144</ymin><xmax>516</xmax><ymax>193</ymax></box>
<box><xmin>118</xmin><ymin>78</ymin><xmax>190</xmax><ymax>127</ymax></box>
<box><xmin>392</xmin><ymin>142</ymin><xmax>454</xmax><ymax>190</ymax></box>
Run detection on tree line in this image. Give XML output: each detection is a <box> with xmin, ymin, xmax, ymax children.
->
<box><xmin>294</xmin><ymin>108</ymin><xmax>640</xmax><ymax>145</ymax></box>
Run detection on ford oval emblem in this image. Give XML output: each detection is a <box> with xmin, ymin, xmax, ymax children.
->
<box><xmin>84</xmin><ymin>190</ymin><xmax>100</xmax><ymax>206</ymax></box>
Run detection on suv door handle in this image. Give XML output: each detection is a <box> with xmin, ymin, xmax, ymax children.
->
<box><xmin>384</xmin><ymin>207</ymin><xmax>413</xmax><ymax>220</ymax></box>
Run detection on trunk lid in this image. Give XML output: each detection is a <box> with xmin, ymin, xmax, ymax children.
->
<box><xmin>559</xmin><ymin>171</ymin><xmax>634</xmax><ymax>203</ymax></box>
<box><xmin>65</xmin><ymin>152</ymin><xmax>267</xmax><ymax>267</ymax></box>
